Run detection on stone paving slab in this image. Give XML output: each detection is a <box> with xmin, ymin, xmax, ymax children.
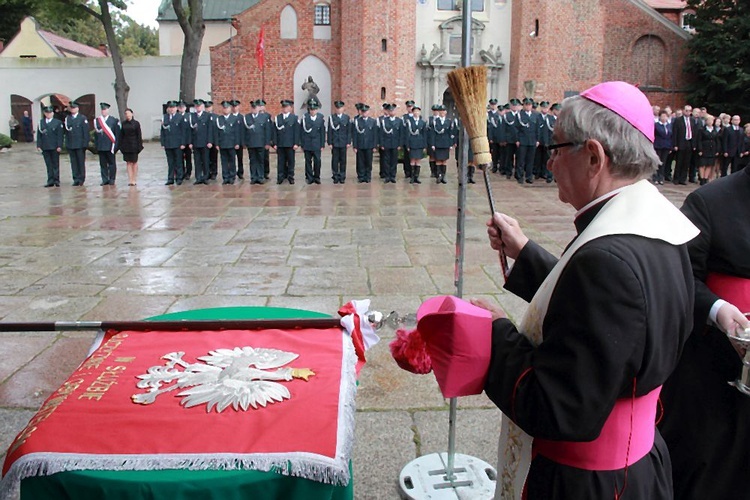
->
<box><xmin>0</xmin><ymin>142</ymin><xmax>697</xmax><ymax>499</ymax></box>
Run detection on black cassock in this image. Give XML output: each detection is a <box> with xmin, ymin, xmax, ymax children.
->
<box><xmin>487</xmin><ymin>200</ymin><xmax>694</xmax><ymax>499</ymax></box>
<box><xmin>659</xmin><ymin>167</ymin><xmax>750</xmax><ymax>500</ymax></box>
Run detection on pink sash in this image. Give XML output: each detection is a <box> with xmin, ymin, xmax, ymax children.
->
<box><xmin>533</xmin><ymin>386</ymin><xmax>661</xmax><ymax>471</ymax></box>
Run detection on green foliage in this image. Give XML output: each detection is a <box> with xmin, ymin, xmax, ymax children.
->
<box><xmin>0</xmin><ymin>133</ymin><xmax>12</xmax><ymax>149</ymax></box>
<box><xmin>685</xmin><ymin>0</ymin><xmax>750</xmax><ymax>118</ymax></box>
<box><xmin>0</xmin><ymin>0</ymin><xmax>157</xmax><ymax>57</ymax></box>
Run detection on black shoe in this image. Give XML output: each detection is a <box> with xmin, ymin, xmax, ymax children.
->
<box><xmin>176</xmin><ymin>181</ymin><xmax>183</xmax><ymax>185</ymax></box>
<box><xmin>314</xmin><ymin>179</ymin><xmax>321</xmax><ymax>184</ymax></box>
<box><xmin>679</xmin><ymin>181</ymin><xmax>687</xmax><ymax>185</ymax></box>
<box><xmin>506</xmin><ymin>174</ymin><xmax>512</xmax><ymax>179</ymax></box>
<box><xmin>441</xmin><ymin>178</ymin><xmax>447</xmax><ymax>184</ymax></box>
<box><xmin>468</xmin><ymin>178</ymin><xmax>476</xmax><ymax>184</ymax></box>
<box><xmin>306</xmin><ymin>179</ymin><xmax>313</xmax><ymax>184</ymax></box>
<box><xmin>100</xmin><ymin>182</ymin><xmax>108</xmax><ymax>186</ymax></box>
<box><xmin>289</xmin><ymin>179</ymin><xmax>295</xmax><ymax>185</ymax></box>
<box><xmin>165</xmin><ymin>181</ymin><xmax>174</xmax><ymax>185</ymax></box>
<box><xmin>409</xmin><ymin>178</ymin><xmax>415</xmax><ymax>184</ymax></box>
<box><xmin>546</xmin><ymin>178</ymin><xmax>553</xmax><ymax>183</ymax></box>
<box><xmin>526</xmin><ymin>179</ymin><xmax>533</xmax><ymax>184</ymax></box>
<box><xmin>44</xmin><ymin>183</ymin><xmax>54</xmax><ymax>188</ymax></box>
<box><xmin>237</xmin><ymin>174</ymin><xmax>244</xmax><ymax>180</ymax></box>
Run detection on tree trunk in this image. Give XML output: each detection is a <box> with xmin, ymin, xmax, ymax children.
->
<box><xmin>173</xmin><ymin>0</ymin><xmax>206</xmax><ymax>104</ymax></box>
<box><xmin>98</xmin><ymin>0</ymin><xmax>129</xmax><ymax>121</ymax></box>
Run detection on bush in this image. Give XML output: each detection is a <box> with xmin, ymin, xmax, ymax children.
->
<box><xmin>0</xmin><ymin>133</ymin><xmax>12</xmax><ymax>149</ymax></box>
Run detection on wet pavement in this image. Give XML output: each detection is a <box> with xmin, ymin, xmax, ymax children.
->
<box><xmin>0</xmin><ymin>142</ymin><xmax>695</xmax><ymax>498</ymax></box>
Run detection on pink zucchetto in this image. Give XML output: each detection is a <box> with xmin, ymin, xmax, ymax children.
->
<box><xmin>580</xmin><ymin>81</ymin><xmax>655</xmax><ymax>143</ymax></box>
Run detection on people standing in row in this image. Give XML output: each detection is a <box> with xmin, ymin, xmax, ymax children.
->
<box><xmin>160</xmin><ymin>100</ymin><xmax>187</xmax><ymax>185</ymax></box>
<box><xmin>328</xmin><ymin>100</ymin><xmax>351</xmax><ymax>184</ymax></box>
<box><xmin>300</xmin><ymin>99</ymin><xmax>326</xmax><ymax>185</ymax></box>
<box><xmin>36</xmin><ymin>105</ymin><xmax>64</xmax><ymax>187</ymax></box>
<box><xmin>119</xmin><ymin>108</ymin><xmax>143</xmax><ymax>186</ymax></box>
<box><xmin>93</xmin><ymin>102</ymin><xmax>120</xmax><ymax>186</ymax></box>
<box><xmin>353</xmin><ymin>104</ymin><xmax>377</xmax><ymax>183</ymax></box>
<box><xmin>378</xmin><ymin>103</ymin><xmax>402</xmax><ymax>184</ymax></box>
<box><xmin>272</xmin><ymin>99</ymin><xmax>300</xmax><ymax>185</ymax></box>
<box><xmin>188</xmin><ymin>99</ymin><xmax>213</xmax><ymax>185</ymax></box>
<box><xmin>243</xmin><ymin>99</ymin><xmax>272</xmax><ymax>185</ymax></box>
<box><xmin>64</xmin><ymin>101</ymin><xmax>89</xmax><ymax>187</ymax></box>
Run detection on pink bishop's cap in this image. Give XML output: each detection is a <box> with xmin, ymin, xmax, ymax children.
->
<box><xmin>580</xmin><ymin>81</ymin><xmax>655</xmax><ymax>143</ymax></box>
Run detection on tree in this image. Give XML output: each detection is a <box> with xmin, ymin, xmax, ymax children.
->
<box><xmin>117</xmin><ymin>17</ymin><xmax>158</xmax><ymax>57</ymax></box>
<box><xmin>685</xmin><ymin>0</ymin><xmax>750</xmax><ymax>118</ymax></box>
<box><xmin>172</xmin><ymin>0</ymin><xmax>205</xmax><ymax>103</ymax></box>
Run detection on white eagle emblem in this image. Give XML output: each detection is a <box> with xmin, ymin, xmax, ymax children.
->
<box><xmin>131</xmin><ymin>347</ymin><xmax>315</xmax><ymax>412</ymax></box>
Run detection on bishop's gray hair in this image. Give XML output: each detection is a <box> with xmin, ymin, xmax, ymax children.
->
<box><xmin>556</xmin><ymin>96</ymin><xmax>659</xmax><ymax>179</ymax></box>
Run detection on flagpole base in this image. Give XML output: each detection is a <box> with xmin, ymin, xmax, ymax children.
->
<box><xmin>398</xmin><ymin>452</ymin><xmax>496</xmax><ymax>499</ymax></box>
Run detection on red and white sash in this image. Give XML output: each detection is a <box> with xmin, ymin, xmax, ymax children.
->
<box><xmin>96</xmin><ymin>116</ymin><xmax>116</xmax><ymax>153</ymax></box>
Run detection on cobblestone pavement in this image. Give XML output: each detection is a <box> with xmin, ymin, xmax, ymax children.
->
<box><xmin>0</xmin><ymin>142</ymin><xmax>695</xmax><ymax>499</ymax></box>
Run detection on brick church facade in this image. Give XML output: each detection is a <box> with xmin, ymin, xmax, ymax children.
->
<box><xmin>210</xmin><ymin>0</ymin><xmax>692</xmax><ymax>117</ymax></box>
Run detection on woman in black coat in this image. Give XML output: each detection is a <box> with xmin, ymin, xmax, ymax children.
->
<box><xmin>119</xmin><ymin>108</ymin><xmax>143</xmax><ymax>186</ymax></box>
<box><xmin>697</xmin><ymin>113</ymin><xmax>719</xmax><ymax>185</ymax></box>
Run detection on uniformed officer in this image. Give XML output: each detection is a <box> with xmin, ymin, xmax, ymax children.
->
<box><xmin>535</xmin><ymin>101</ymin><xmax>554</xmax><ymax>183</ymax></box>
<box><xmin>427</xmin><ymin>104</ymin><xmax>441</xmax><ymax>178</ymax></box>
<box><xmin>177</xmin><ymin>101</ymin><xmax>193</xmax><ymax>180</ymax></box>
<box><xmin>214</xmin><ymin>100</ymin><xmax>241</xmax><ymax>184</ymax></box>
<box><xmin>487</xmin><ymin>98</ymin><xmax>502</xmax><ymax>173</ymax></box>
<box><xmin>93</xmin><ymin>102</ymin><xmax>120</xmax><ymax>186</ymax></box>
<box><xmin>328</xmin><ymin>100</ymin><xmax>351</xmax><ymax>184</ymax></box>
<box><xmin>161</xmin><ymin>100</ymin><xmax>186</xmax><ymax>185</ymax></box>
<box><xmin>256</xmin><ymin>99</ymin><xmax>272</xmax><ymax>180</ymax></box>
<box><xmin>378</xmin><ymin>103</ymin><xmax>402</xmax><ymax>183</ymax></box>
<box><xmin>243</xmin><ymin>100</ymin><xmax>272</xmax><ymax>184</ymax></box>
<box><xmin>378</xmin><ymin>103</ymin><xmax>390</xmax><ymax>179</ymax></box>
<box><xmin>401</xmin><ymin>100</ymin><xmax>415</xmax><ymax>179</ymax></box>
<box><xmin>272</xmin><ymin>99</ymin><xmax>300</xmax><ymax>184</ymax></box>
<box><xmin>429</xmin><ymin>104</ymin><xmax>455</xmax><ymax>184</ymax></box>
<box><xmin>231</xmin><ymin>100</ymin><xmax>245</xmax><ymax>180</ymax></box>
<box><xmin>205</xmin><ymin>100</ymin><xmax>219</xmax><ymax>180</ymax></box>
<box><xmin>502</xmin><ymin>99</ymin><xmax>520</xmax><ymax>179</ymax></box>
<box><xmin>352</xmin><ymin>104</ymin><xmax>377</xmax><ymax>183</ymax></box>
<box><xmin>63</xmin><ymin>100</ymin><xmax>89</xmax><ymax>186</ymax></box>
<box><xmin>300</xmin><ymin>98</ymin><xmax>326</xmax><ymax>184</ymax></box>
<box><xmin>37</xmin><ymin>105</ymin><xmax>64</xmax><ymax>187</ymax></box>
<box><xmin>404</xmin><ymin>105</ymin><xmax>428</xmax><ymax>184</ymax></box>
<box><xmin>515</xmin><ymin>97</ymin><xmax>540</xmax><ymax>184</ymax></box>
<box><xmin>188</xmin><ymin>99</ymin><xmax>213</xmax><ymax>185</ymax></box>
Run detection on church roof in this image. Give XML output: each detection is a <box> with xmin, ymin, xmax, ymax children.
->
<box><xmin>38</xmin><ymin>29</ymin><xmax>107</xmax><ymax>57</ymax></box>
<box><xmin>157</xmin><ymin>0</ymin><xmax>261</xmax><ymax>22</ymax></box>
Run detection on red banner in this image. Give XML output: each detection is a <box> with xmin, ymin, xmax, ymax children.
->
<box><xmin>1</xmin><ymin>327</ymin><xmax>356</xmax><ymax>491</ymax></box>
<box><xmin>256</xmin><ymin>26</ymin><xmax>265</xmax><ymax>71</ymax></box>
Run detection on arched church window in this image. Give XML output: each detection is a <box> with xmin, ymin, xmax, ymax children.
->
<box><xmin>280</xmin><ymin>5</ymin><xmax>298</xmax><ymax>39</ymax></box>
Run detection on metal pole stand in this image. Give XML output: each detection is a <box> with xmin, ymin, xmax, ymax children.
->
<box><xmin>398</xmin><ymin>452</ymin><xmax>496</xmax><ymax>499</ymax></box>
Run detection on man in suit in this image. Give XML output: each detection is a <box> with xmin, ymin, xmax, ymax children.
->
<box><xmin>255</xmin><ymin>100</ymin><xmax>272</xmax><ymax>180</ymax></box>
<box><xmin>378</xmin><ymin>103</ymin><xmax>402</xmax><ymax>184</ymax></box>
<box><xmin>63</xmin><ymin>100</ymin><xmax>89</xmax><ymax>186</ymax></box>
<box><xmin>161</xmin><ymin>100</ymin><xmax>187</xmax><ymax>185</ymax></box>
<box><xmin>177</xmin><ymin>101</ymin><xmax>193</xmax><ymax>180</ymax></box>
<box><xmin>37</xmin><ymin>105</ymin><xmax>64</xmax><ymax>187</ymax></box>
<box><xmin>515</xmin><ymin>97</ymin><xmax>541</xmax><ymax>184</ymax></box>
<box><xmin>93</xmin><ymin>102</ymin><xmax>120</xmax><ymax>186</ymax></box>
<box><xmin>300</xmin><ymin>99</ymin><xmax>326</xmax><ymax>184</ymax></box>
<box><xmin>672</xmin><ymin>104</ymin><xmax>698</xmax><ymax>185</ymax></box>
<box><xmin>328</xmin><ymin>100</ymin><xmax>351</xmax><ymax>184</ymax></box>
<box><xmin>653</xmin><ymin>110</ymin><xmax>673</xmax><ymax>185</ymax></box>
<box><xmin>231</xmin><ymin>100</ymin><xmax>245</xmax><ymax>180</ymax></box>
<box><xmin>272</xmin><ymin>99</ymin><xmax>300</xmax><ymax>185</ymax></box>
<box><xmin>188</xmin><ymin>99</ymin><xmax>213</xmax><ymax>185</ymax></box>
<box><xmin>243</xmin><ymin>100</ymin><xmax>272</xmax><ymax>185</ymax></box>
<box><xmin>721</xmin><ymin>115</ymin><xmax>744</xmax><ymax>176</ymax></box>
<box><xmin>353</xmin><ymin>104</ymin><xmax>378</xmax><ymax>183</ymax></box>
<box><xmin>214</xmin><ymin>100</ymin><xmax>242</xmax><ymax>185</ymax></box>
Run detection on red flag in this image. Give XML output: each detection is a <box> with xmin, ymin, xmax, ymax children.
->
<box><xmin>256</xmin><ymin>26</ymin><xmax>265</xmax><ymax>71</ymax></box>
